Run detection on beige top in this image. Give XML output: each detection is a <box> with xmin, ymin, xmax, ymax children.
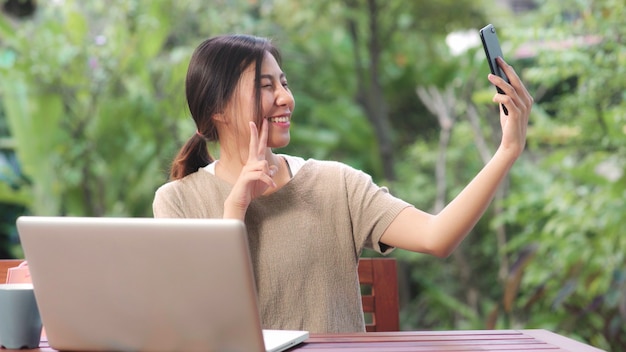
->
<box><xmin>152</xmin><ymin>158</ymin><xmax>411</xmax><ymax>333</ymax></box>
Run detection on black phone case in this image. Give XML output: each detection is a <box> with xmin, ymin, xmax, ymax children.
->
<box><xmin>480</xmin><ymin>24</ymin><xmax>509</xmax><ymax>114</ymax></box>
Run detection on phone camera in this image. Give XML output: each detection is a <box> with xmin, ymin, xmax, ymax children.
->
<box><xmin>491</xmin><ymin>27</ymin><xmax>495</xmax><ymax>33</ymax></box>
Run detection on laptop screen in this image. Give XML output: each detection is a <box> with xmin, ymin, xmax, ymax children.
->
<box><xmin>17</xmin><ymin>216</ymin><xmax>291</xmax><ymax>351</ymax></box>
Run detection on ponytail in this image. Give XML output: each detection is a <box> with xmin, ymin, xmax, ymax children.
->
<box><xmin>169</xmin><ymin>133</ymin><xmax>213</xmax><ymax>180</ymax></box>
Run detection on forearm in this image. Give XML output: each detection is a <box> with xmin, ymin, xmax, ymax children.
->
<box><xmin>429</xmin><ymin>147</ymin><xmax>517</xmax><ymax>255</ymax></box>
<box><xmin>382</xmin><ymin>146</ymin><xmax>519</xmax><ymax>257</ymax></box>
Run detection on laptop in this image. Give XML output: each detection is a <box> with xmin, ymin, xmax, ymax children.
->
<box><xmin>16</xmin><ymin>216</ymin><xmax>309</xmax><ymax>352</ymax></box>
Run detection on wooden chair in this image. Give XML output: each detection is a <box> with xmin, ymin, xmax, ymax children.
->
<box><xmin>0</xmin><ymin>259</ymin><xmax>26</xmax><ymax>283</ymax></box>
<box><xmin>358</xmin><ymin>257</ymin><xmax>399</xmax><ymax>332</ymax></box>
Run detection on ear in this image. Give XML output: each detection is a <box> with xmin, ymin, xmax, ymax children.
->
<box><xmin>212</xmin><ymin>112</ymin><xmax>227</xmax><ymax>123</ymax></box>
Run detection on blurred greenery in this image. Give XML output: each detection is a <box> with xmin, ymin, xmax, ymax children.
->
<box><xmin>0</xmin><ymin>0</ymin><xmax>624</xmax><ymax>350</ymax></box>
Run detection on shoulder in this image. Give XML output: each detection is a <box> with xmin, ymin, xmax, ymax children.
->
<box><xmin>277</xmin><ymin>154</ymin><xmax>355</xmax><ymax>170</ymax></box>
<box><xmin>155</xmin><ymin>170</ymin><xmax>209</xmax><ymax>194</ymax></box>
<box><xmin>153</xmin><ymin>170</ymin><xmax>227</xmax><ymax>218</ymax></box>
<box><xmin>290</xmin><ymin>159</ymin><xmax>375</xmax><ymax>191</ymax></box>
<box><xmin>295</xmin><ymin>158</ymin><xmax>353</xmax><ymax>176</ymax></box>
<box><xmin>298</xmin><ymin>158</ymin><xmax>357</xmax><ymax>172</ymax></box>
<box><xmin>154</xmin><ymin>170</ymin><xmax>227</xmax><ymax>203</ymax></box>
<box><xmin>310</xmin><ymin>159</ymin><xmax>372</xmax><ymax>179</ymax></box>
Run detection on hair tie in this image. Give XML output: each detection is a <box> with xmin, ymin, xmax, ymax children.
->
<box><xmin>195</xmin><ymin>130</ymin><xmax>204</xmax><ymax>138</ymax></box>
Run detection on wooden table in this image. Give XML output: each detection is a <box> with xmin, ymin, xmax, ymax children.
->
<box><xmin>288</xmin><ymin>330</ymin><xmax>605</xmax><ymax>351</ymax></box>
<box><xmin>22</xmin><ymin>329</ymin><xmax>605</xmax><ymax>351</ymax></box>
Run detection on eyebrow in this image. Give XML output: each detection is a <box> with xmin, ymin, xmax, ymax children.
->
<box><xmin>260</xmin><ymin>73</ymin><xmax>287</xmax><ymax>80</ymax></box>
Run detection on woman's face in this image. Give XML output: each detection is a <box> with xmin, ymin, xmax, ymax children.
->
<box><xmin>225</xmin><ymin>51</ymin><xmax>295</xmax><ymax>150</ymax></box>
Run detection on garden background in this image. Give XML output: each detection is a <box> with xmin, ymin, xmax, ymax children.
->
<box><xmin>0</xmin><ymin>0</ymin><xmax>624</xmax><ymax>351</ymax></box>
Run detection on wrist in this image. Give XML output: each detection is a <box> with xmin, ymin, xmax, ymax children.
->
<box><xmin>493</xmin><ymin>146</ymin><xmax>520</xmax><ymax>170</ymax></box>
<box><xmin>223</xmin><ymin>197</ymin><xmax>248</xmax><ymax>220</ymax></box>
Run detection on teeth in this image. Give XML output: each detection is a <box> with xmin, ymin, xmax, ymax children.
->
<box><xmin>268</xmin><ymin>116</ymin><xmax>290</xmax><ymax>123</ymax></box>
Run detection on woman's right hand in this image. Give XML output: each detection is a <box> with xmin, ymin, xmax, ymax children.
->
<box><xmin>223</xmin><ymin>119</ymin><xmax>277</xmax><ymax>220</ymax></box>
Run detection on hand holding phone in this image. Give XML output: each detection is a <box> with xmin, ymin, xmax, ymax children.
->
<box><xmin>480</xmin><ymin>24</ymin><xmax>509</xmax><ymax>115</ymax></box>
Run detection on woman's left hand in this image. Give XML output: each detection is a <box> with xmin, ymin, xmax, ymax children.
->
<box><xmin>489</xmin><ymin>57</ymin><xmax>533</xmax><ymax>158</ymax></box>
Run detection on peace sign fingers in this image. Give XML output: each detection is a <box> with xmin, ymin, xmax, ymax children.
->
<box><xmin>248</xmin><ymin>118</ymin><xmax>270</xmax><ymax>159</ymax></box>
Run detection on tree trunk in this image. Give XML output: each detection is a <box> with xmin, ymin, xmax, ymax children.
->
<box><xmin>345</xmin><ymin>0</ymin><xmax>396</xmax><ymax>180</ymax></box>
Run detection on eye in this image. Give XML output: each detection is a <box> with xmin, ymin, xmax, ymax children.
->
<box><xmin>281</xmin><ymin>81</ymin><xmax>289</xmax><ymax>88</ymax></box>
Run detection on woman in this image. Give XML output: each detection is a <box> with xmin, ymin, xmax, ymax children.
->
<box><xmin>153</xmin><ymin>34</ymin><xmax>533</xmax><ymax>333</ymax></box>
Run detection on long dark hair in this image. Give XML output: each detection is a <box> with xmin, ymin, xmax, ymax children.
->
<box><xmin>169</xmin><ymin>34</ymin><xmax>281</xmax><ymax>180</ymax></box>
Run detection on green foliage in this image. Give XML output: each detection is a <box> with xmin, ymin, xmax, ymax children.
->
<box><xmin>0</xmin><ymin>0</ymin><xmax>623</xmax><ymax>350</ymax></box>
<box><xmin>0</xmin><ymin>0</ymin><xmax>191</xmax><ymax>216</ymax></box>
<box><xmin>390</xmin><ymin>1</ymin><xmax>626</xmax><ymax>350</ymax></box>
<box><xmin>502</xmin><ymin>1</ymin><xmax>626</xmax><ymax>350</ymax></box>
<box><xmin>268</xmin><ymin>0</ymin><xmax>486</xmax><ymax>178</ymax></box>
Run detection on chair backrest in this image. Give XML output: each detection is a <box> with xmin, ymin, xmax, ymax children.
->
<box><xmin>0</xmin><ymin>259</ymin><xmax>26</xmax><ymax>283</ymax></box>
<box><xmin>358</xmin><ymin>257</ymin><xmax>399</xmax><ymax>332</ymax></box>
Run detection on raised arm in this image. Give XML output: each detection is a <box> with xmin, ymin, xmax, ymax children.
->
<box><xmin>380</xmin><ymin>58</ymin><xmax>533</xmax><ymax>257</ymax></box>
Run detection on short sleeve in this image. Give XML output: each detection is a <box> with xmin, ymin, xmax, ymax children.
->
<box><xmin>343</xmin><ymin>166</ymin><xmax>412</xmax><ymax>255</ymax></box>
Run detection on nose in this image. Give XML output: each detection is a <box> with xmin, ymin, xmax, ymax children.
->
<box><xmin>275</xmin><ymin>85</ymin><xmax>294</xmax><ymax>107</ymax></box>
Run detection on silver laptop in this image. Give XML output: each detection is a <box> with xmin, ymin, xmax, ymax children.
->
<box><xmin>16</xmin><ymin>216</ymin><xmax>308</xmax><ymax>352</ymax></box>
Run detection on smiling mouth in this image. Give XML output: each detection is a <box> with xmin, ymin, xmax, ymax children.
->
<box><xmin>267</xmin><ymin>116</ymin><xmax>290</xmax><ymax>123</ymax></box>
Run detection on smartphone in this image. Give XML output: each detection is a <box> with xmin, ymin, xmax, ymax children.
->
<box><xmin>479</xmin><ymin>24</ymin><xmax>509</xmax><ymax>114</ymax></box>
